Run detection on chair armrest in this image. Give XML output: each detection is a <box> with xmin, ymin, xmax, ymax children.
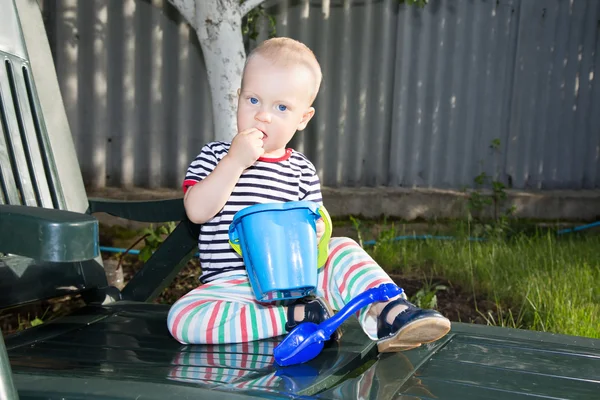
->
<box><xmin>0</xmin><ymin>204</ymin><xmax>99</xmax><ymax>262</ymax></box>
<box><xmin>88</xmin><ymin>198</ymin><xmax>186</xmax><ymax>223</ymax></box>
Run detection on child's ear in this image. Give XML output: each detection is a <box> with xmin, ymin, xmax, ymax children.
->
<box><xmin>297</xmin><ymin>107</ymin><xmax>315</xmax><ymax>131</ymax></box>
<box><xmin>237</xmin><ymin>88</ymin><xmax>241</xmax><ymax>96</ymax></box>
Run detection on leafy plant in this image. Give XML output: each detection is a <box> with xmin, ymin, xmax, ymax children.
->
<box><xmin>241</xmin><ymin>1</ymin><xmax>277</xmax><ymax>41</ymax></box>
<box><xmin>401</xmin><ymin>0</ymin><xmax>428</xmax><ymax>7</ymax></box>
<box><xmin>410</xmin><ymin>280</ymin><xmax>447</xmax><ymax>310</ymax></box>
<box><xmin>114</xmin><ymin>222</ymin><xmax>177</xmax><ymax>273</ymax></box>
<box><xmin>349</xmin><ymin>215</ymin><xmax>364</xmax><ymax>247</ymax></box>
<box><xmin>466</xmin><ymin>139</ymin><xmax>515</xmax><ymax>237</ymax></box>
<box><xmin>138</xmin><ymin>222</ymin><xmax>177</xmax><ymax>262</ymax></box>
<box><xmin>240</xmin><ymin>0</ymin><xmax>428</xmax><ymax>42</ymax></box>
<box><xmin>370</xmin><ymin>221</ymin><xmax>403</xmax><ymax>269</ymax></box>
<box><xmin>17</xmin><ymin>306</ymin><xmax>49</xmax><ymax>331</ymax></box>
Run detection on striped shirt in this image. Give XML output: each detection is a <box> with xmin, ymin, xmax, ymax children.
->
<box><xmin>183</xmin><ymin>141</ymin><xmax>323</xmax><ymax>283</ymax></box>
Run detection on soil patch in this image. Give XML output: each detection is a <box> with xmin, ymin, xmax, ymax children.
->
<box><xmin>387</xmin><ymin>274</ymin><xmax>495</xmax><ymax>324</ymax></box>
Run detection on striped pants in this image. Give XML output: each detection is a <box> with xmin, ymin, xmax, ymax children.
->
<box><xmin>167</xmin><ymin>237</ymin><xmax>403</xmax><ymax>344</ymax></box>
<box><xmin>168</xmin><ymin>341</ymin><xmax>280</xmax><ymax>390</ymax></box>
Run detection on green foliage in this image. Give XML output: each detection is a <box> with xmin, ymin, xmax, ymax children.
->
<box><xmin>370</xmin><ymin>221</ymin><xmax>403</xmax><ymax>270</ymax></box>
<box><xmin>349</xmin><ymin>215</ymin><xmax>364</xmax><ymax>248</ymax></box>
<box><xmin>239</xmin><ymin>0</ymin><xmax>427</xmax><ymax>42</ymax></box>
<box><xmin>241</xmin><ymin>1</ymin><xmax>277</xmax><ymax>41</ymax></box>
<box><xmin>365</xmin><ymin>225</ymin><xmax>600</xmax><ymax>338</ymax></box>
<box><xmin>401</xmin><ymin>0</ymin><xmax>428</xmax><ymax>7</ymax></box>
<box><xmin>490</xmin><ymin>138</ymin><xmax>501</xmax><ymax>150</ymax></box>
<box><xmin>478</xmin><ymin>302</ymin><xmax>526</xmax><ymax>330</ymax></box>
<box><xmin>410</xmin><ymin>280</ymin><xmax>447</xmax><ymax>310</ymax></box>
<box><xmin>466</xmin><ymin>139</ymin><xmax>515</xmax><ymax>238</ymax></box>
<box><xmin>17</xmin><ymin>306</ymin><xmax>50</xmax><ymax>331</ymax></box>
<box><xmin>347</xmin><ymin>210</ymin><xmax>599</xmax><ymax>338</ymax></box>
<box><xmin>138</xmin><ymin>222</ymin><xmax>177</xmax><ymax>262</ymax></box>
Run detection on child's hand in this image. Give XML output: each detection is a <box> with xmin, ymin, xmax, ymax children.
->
<box><xmin>316</xmin><ymin>218</ymin><xmax>325</xmax><ymax>242</ymax></box>
<box><xmin>228</xmin><ymin>128</ymin><xmax>265</xmax><ymax>169</ymax></box>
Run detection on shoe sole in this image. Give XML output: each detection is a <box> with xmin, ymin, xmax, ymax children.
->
<box><xmin>377</xmin><ymin>317</ymin><xmax>451</xmax><ymax>353</ymax></box>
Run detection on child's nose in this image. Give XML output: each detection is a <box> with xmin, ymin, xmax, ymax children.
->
<box><xmin>255</xmin><ymin>111</ymin><xmax>271</xmax><ymax>123</ymax></box>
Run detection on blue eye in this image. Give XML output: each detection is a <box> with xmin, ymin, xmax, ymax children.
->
<box><xmin>249</xmin><ymin>97</ymin><xmax>258</xmax><ymax>104</ymax></box>
<box><xmin>278</xmin><ymin>104</ymin><xmax>287</xmax><ymax>112</ymax></box>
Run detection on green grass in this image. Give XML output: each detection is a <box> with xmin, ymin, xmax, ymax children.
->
<box><xmin>363</xmin><ymin>223</ymin><xmax>600</xmax><ymax>339</ymax></box>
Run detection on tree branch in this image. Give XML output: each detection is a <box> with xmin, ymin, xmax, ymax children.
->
<box><xmin>167</xmin><ymin>0</ymin><xmax>197</xmax><ymax>30</ymax></box>
<box><xmin>239</xmin><ymin>0</ymin><xmax>266</xmax><ymax>17</ymax></box>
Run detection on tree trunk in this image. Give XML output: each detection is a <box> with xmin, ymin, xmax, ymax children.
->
<box><xmin>168</xmin><ymin>0</ymin><xmax>267</xmax><ymax>142</ymax></box>
<box><xmin>194</xmin><ymin>1</ymin><xmax>245</xmax><ymax>141</ymax></box>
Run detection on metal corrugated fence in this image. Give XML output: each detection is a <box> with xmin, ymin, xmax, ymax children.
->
<box><xmin>40</xmin><ymin>0</ymin><xmax>600</xmax><ymax>190</ymax></box>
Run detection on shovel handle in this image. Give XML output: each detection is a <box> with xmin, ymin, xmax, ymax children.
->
<box><xmin>320</xmin><ymin>283</ymin><xmax>403</xmax><ymax>337</ymax></box>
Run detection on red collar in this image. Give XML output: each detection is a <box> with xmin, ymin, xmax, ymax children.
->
<box><xmin>258</xmin><ymin>148</ymin><xmax>293</xmax><ymax>162</ymax></box>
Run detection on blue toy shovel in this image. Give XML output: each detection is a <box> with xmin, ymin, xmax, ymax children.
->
<box><xmin>274</xmin><ymin>283</ymin><xmax>404</xmax><ymax>366</ymax></box>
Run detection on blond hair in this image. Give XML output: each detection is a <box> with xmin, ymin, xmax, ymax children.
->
<box><xmin>243</xmin><ymin>37</ymin><xmax>322</xmax><ymax>102</ymax></box>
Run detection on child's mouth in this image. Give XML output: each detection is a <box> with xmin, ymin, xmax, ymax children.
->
<box><xmin>257</xmin><ymin>129</ymin><xmax>267</xmax><ymax>140</ymax></box>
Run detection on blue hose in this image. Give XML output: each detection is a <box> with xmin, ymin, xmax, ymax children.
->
<box><xmin>99</xmin><ymin>221</ymin><xmax>598</xmax><ymax>255</ymax></box>
<box><xmin>556</xmin><ymin>221</ymin><xmax>600</xmax><ymax>235</ymax></box>
<box><xmin>99</xmin><ymin>246</ymin><xmax>141</xmax><ymax>255</ymax></box>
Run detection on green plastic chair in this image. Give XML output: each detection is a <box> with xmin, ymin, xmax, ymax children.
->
<box><xmin>0</xmin><ymin>0</ymin><xmax>197</xmax><ymax>309</ymax></box>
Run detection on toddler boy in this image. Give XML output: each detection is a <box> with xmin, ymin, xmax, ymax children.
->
<box><xmin>168</xmin><ymin>37</ymin><xmax>450</xmax><ymax>353</ymax></box>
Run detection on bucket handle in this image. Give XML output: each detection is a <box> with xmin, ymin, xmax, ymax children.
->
<box><xmin>229</xmin><ymin>204</ymin><xmax>332</xmax><ymax>269</ymax></box>
<box><xmin>229</xmin><ymin>229</ymin><xmax>241</xmax><ymax>254</ymax></box>
<box><xmin>316</xmin><ymin>206</ymin><xmax>332</xmax><ymax>269</ymax></box>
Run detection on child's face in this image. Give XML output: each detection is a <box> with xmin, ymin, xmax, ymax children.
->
<box><xmin>237</xmin><ymin>55</ymin><xmax>316</xmax><ymax>157</ymax></box>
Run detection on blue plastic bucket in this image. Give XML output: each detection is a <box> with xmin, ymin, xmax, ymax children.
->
<box><xmin>228</xmin><ymin>201</ymin><xmax>328</xmax><ymax>302</ymax></box>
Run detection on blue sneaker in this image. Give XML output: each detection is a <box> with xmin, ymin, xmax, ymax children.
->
<box><xmin>377</xmin><ymin>298</ymin><xmax>451</xmax><ymax>352</ymax></box>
